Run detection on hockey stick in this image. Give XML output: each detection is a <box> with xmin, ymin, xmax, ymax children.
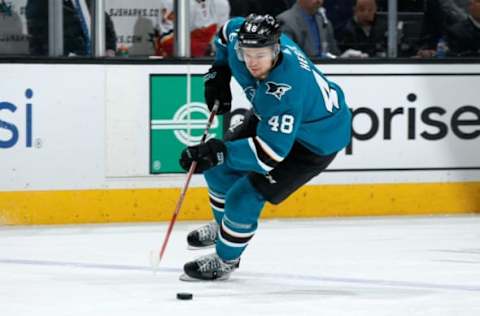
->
<box><xmin>151</xmin><ymin>102</ymin><xmax>219</xmax><ymax>269</ymax></box>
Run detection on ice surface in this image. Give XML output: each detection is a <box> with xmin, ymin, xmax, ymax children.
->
<box><xmin>1</xmin><ymin>215</ymin><xmax>479</xmax><ymax>316</ymax></box>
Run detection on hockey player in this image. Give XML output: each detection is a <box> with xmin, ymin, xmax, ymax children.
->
<box><xmin>179</xmin><ymin>14</ymin><xmax>352</xmax><ymax>281</ymax></box>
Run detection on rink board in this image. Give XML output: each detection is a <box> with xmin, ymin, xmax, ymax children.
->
<box><xmin>0</xmin><ymin>182</ymin><xmax>479</xmax><ymax>225</ymax></box>
<box><xmin>0</xmin><ymin>63</ymin><xmax>479</xmax><ymax>224</ymax></box>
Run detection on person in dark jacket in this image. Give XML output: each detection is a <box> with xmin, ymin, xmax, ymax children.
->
<box><xmin>277</xmin><ymin>0</ymin><xmax>340</xmax><ymax>58</ymax></box>
<box><xmin>416</xmin><ymin>0</ymin><xmax>469</xmax><ymax>57</ymax></box>
<box><xmin>446</xmin><ymin>0</ymin><xmax>480</xmax><ymax>57</ymax></box>
<box><xmin>26</xmin><ymin>0</ymin><xmax>117</xmax><ymax>56</ymax></box>
<box><xmin>337</xmin><ymin>0</ymin><xmax>387</xmax><ymax>57</ymax></box>
<box><xmin>323</xmin><ymin>0</ymin><xmax>355</xmax><ymax>37</ymax></box>
<box><xmin>228</xmin><ymin>0</ymin><xmax>295</xmax><ymax>18</ymax></box>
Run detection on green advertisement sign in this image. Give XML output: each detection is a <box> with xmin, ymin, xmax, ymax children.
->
<box><xmin>150</xmin><ymin>74</ymin><xmax>223</xmax><ymax>173</ymax></box>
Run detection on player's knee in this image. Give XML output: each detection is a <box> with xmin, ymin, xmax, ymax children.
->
<box><xmin>225</xmin><ymin>177</ymin><xmax>265</xmax><ymax>223</ymax></box>
<box><xmin>260</xmin><ymin>190</ymin><xmax>292</xmax><ymax>205</ymax></box>
<box><xmin>247</xmin><ymin>173</ymin><xmax>293</xmax><ymax>205</ymax></box>
<box><xmin>249</xmin><ymin>181</ymin><xmax>290</xmax><ymax>205</ymax></box>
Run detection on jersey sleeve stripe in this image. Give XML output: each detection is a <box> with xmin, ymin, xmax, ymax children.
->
<box><xmin>216</xmin><ymin>36</ymin><xmax>227</xmax><ymax>47</ymax></box>
<box><xmin>247</xmin><ymin>138</ymin><xmax>274</xmax><ymax>172</ymax></box>
<box><xmin>254</xmin><ymin>136</ymin><xmax>284</xmax><ymax>162</ymax></box>
<box><xmin>221</xmin><ymin>19</ymin><xmax>231</xmax><ymax>44</ymax></box>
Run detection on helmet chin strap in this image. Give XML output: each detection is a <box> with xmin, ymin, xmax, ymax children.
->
<box><xmin>272</xmin><ymin>43</ymin><xmax>280</xmax><ymax>59</ymax></box>
<box><xmin>271</xmin><ymin>44</ymin><xmax>280</xmax><ymax>67</ymax></box>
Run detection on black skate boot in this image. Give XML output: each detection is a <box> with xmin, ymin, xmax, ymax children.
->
<box><xmin>180</xmin><ymin>253</ymin><xmax>240</xmax><ymax>281</ymax></box>
<box><xmin>187</xmin><ymin>222</ymin><xmax>218</xmax><ymax>249</ymax></box>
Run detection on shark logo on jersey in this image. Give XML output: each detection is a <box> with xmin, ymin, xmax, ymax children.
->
<box><xmin>265</xmin><ymin>81</ymin><xmax>292</xmax><ymax>101</ymax></box>
<box><xmin>244</xmin><ymin>86</ymin><xmax>256</xmax><ymax>102</ymax></box>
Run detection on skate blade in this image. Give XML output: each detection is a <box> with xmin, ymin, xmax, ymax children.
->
<box><xmin>187</xmin><ymin>244</ymin><xmax>215</xmax><ymax>251</ymax></box>
<box><xmin>179</xmin><ymin>273</ymin><xmax>205</xmax><ymax>282</ymax></box>
<box><xmin>179</xmin><ymin>273</ymin><xmax>231</xmax><ymax>282</ymax></box>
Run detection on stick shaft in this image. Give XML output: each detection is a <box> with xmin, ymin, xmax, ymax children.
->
<box><xmin>157</xmin><ymin>103</ymin><xmax>219</xmax><ymax>263</ymax></box>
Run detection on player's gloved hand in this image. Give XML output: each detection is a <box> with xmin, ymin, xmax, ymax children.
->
<box><xmin>179</xmin><ymin>138</ymin><xmax>227</xmax><ymax>173</ymax></box>
<box><xmin>204</xmin><ymin>65</ymin><xmax>232</xmax><ymax>115</ymax></box>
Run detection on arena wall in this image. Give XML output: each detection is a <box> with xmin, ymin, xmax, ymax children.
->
<box><xmin>0</xmin><ymin>62</ymin><xmax>479</xmax><ymax>224</ymax></box>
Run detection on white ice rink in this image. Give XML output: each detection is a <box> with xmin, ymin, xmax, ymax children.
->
<box><xmin>1</xmin><ymin>215</ymin><xmax>480</xmax><ymax>316</ymax></box>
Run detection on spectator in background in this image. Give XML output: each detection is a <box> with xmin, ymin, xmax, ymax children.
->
<box><xmin>153</xmin><ymin>0</ymin><xmax>230</xmax><ymax>57</ymax></box>
<box><xmin>0</xmin><ymin>0</ymin><xmax>29</xmax><ymax>55</ymax></box>
<box><xmin>26</xmin><ymin>0</ymin><xmax>117</xmax><ymax>56</ymax></box>
<box><xmin>227</xmin><ymin>0</ymin><xmax>250</xmax><ymax>17</ymax></box>
<box><xmin>337</xmin><ymin>0</ymin><xmax>387</xmax><ymax>58</ymax></box>
<box><xmin>323</xmin><ymin>0</ymin><xmax>355</xmax><ymax>37</ymax></box>
<box><xmin>249</xmin><ymin>0</ymin><xmax>295</xmax><ymax>17</ymax></box>
<box><xmin>416</xmin><ymin>0</ymin><xmax>469</xmax><ymax>57</ymax></box>
<box><xmin>445</xmin><ymin>0</ymin><xmax>480</xmax><ymax>57</ymax></box>
<box><xmin>277</xmin><ymin>0</ymin><xmax>340</xmax><ymax>58</ymax></box>
<box><xmin>376</xmin><ymin>0</ymin><xmax>425</xmax><ymax>11</ymax></box>
<box><xmin>228</xmin><ymin>0</ymin><xmax>295</xmax><ymax>18</ymax></box>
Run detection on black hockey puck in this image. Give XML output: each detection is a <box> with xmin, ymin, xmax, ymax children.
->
<box><xmin>176</xmin><ymin>292</ymin><xmax>193</xmax><ymax>300</ymax></box>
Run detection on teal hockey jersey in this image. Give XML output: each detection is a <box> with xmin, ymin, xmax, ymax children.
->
<box><xmin>214</xmin><ymin>17</ymin><xmax>352</xmax><ymax>175</ymax></box>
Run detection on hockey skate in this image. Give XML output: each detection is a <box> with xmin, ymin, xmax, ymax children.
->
<box><xmin>187</xmin><ymin>222</ymin><xmax>218</xmax><ymax>249</ymax></box>
<box><xmin>180</xmin><ymin>253</ymin><xmax>240</xmax><ymax>281</ymax></box>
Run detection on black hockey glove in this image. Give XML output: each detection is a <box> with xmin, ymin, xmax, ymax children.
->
<box><xmin>179</xmin><ymin>138</ymin><xmax>227</xmax><ymax>173</ymax></box>
<box><xmin>204</xmin><ymin>65</ymin><xmax>232</xmax><ymax>115</ymax></box>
